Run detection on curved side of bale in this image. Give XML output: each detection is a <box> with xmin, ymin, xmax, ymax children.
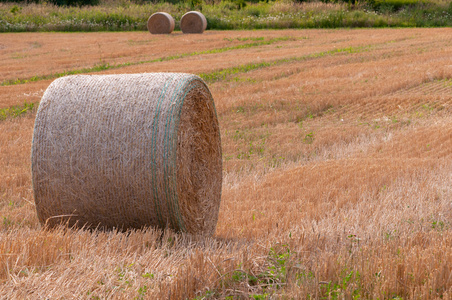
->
<box><xmin>147</xmin><ymin>12</ymin><xmax>175</xmax><ymax>34</ymax></box>
<box><xmin>180</xmin><ymin>11</ymin><xmax>207</xmax><ymax>34</ymax></box>
<box><xmin>31</xmin><ymin>73</ymin><xmax>222</xmax><ymax>235</ymax></box>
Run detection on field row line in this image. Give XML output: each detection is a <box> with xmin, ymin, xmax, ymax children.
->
<box><xmin>3</xmin><ymin>35</ymin><xmax>407</xmax><ymax>89</ymax></box>
<box><xmin>0</xmin><ymin>36</ymin><xmax>296</xmax><ymax>87</ymax></box>
<box><xmin>0</xmin><ymin>43</ymin><xmax>374</xmax><ymax>122</ymax></box>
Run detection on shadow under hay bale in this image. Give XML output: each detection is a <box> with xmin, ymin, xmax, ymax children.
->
<box><xmin>147</xmin><ymin>12</ymin><xmax>175</xmax><ymax>34</ymax></box>
<box><xmin>180</xmin><ymin>11</ymin><xmax>207</xmax><ymax>34</ymax></box>
<box><xmin>31</xmin><ymin>73</ymin><xmax>222</xmax><ymax>236</ymax></box>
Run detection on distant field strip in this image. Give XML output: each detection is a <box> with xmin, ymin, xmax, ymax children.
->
<box><xmin>199</xmin><ymin>45</ymin><xmax>372</xmax><ymax>83</ymax></box>
<box><xmin>0</xmin><ymin>37</ymin><xmax>295</xmax><ymax>86</ymax></box>
<box><xmin>0</xmin><ymin>45</ymin><xmax>374</xmax><ymax>122</ymax></box>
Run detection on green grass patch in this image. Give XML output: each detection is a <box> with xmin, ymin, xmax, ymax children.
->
<box><xmin>320</xmin><ymin>269</ymin><xmax>363</xmax><ymax>299</ymax></box>
<box><xmin>375</xmin><ymin>0</ymin><xmax>424</xmax><ymax>4</ymax></box>
<box><xmin>0</xmin><ymin>102</ymin><xmax>37</xmax><ymax>121</ymax></box>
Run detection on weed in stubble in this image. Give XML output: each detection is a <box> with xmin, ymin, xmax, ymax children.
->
<box><xmin>0</xmin><ymin>102</ymin><xmax>36</xmax><ymax>121</ymax></box>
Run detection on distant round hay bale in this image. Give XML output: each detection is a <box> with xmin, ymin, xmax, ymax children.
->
<box><xmin>147</xmin><ymin>12</ymin><xmax>175</xmax><ymax>34</ymax></box>
<box><xmin>180</xmin><ymin>11</ymin><xmax>207</xmax><ymax>34</ymax></box>
<box><xmin>31</xmin><ymin>73</ymin><xmax>222</xmax><ymax>235</ymax></box>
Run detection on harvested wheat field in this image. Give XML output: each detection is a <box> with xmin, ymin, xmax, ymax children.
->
<box><xmin>0</xmin><ymin>28</ymin><xmax>451</xmax><ymax>299</ymax></box>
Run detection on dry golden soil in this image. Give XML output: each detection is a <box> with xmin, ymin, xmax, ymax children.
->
<box><xmin>0</xmin><ymin>28</ymin><xmax>451</xmax><ymax>299</ymax></box>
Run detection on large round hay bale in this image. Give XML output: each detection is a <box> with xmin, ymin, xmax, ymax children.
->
<box><xmin>31</xmin><ymin>73</ymin><xmax>222</xmax><ymax>235</ymax></box>
<box><xmin>147</xmin><ymin>12</ymin><xmax>175</xmax><ymax>34</ymax></box>
<box><xmin>180</xmin><ymin>11</ymin><xmax>207</xmax><ymax>34</ymax></box>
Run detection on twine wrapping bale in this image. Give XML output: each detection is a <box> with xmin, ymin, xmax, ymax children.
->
<box><xmin>180</xmin><ymin>11</ymin><xmax>207</xmax><ymax>34</ymax></box>
<box><xmin>147</xmin><ymin>12</ymin><xmax>175</xmax><ymax>34</ymax></box>
<box><xmin>31</xmin><ymin>73</ymin><xmax>222</xmax><ymax>235</ymax></box>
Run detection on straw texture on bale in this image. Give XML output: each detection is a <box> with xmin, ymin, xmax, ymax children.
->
<box><xmin>31</xmin><ymin>73</ymin><xmax>222</xmax><ymax>235</ymax></box>
<box><xmin>180</xmin><ymin>11</ymin><xmax>207</xmax><ymax>34</ymax></box>
<box><xmin>147</xmin><ymin>12</ymin><xmax>175</xmax><ymax>34</ymax></box>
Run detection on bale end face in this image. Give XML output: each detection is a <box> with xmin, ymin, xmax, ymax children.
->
<box><xmin>147</xmin><ymin>12</ymin><xmax>175</xmax><ymax>34</ymax></box>
<box><xmin>180</xmin><ymin>11</ymin><xmax>207</xmax><ymax>34</ymax></box>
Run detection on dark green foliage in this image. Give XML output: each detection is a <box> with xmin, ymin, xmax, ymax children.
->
<box><xmin>235</xmin><ymin>0</ymin><xmax>247</xmax><ymax>9</ymax></box>
<box><xmin>187</xmin><ymin>0</ymin><xmax>202</xmax><ymax>10</ymax></box>
<box><xmin>9</xmin><ymin>5</ymin><xmax>21</xmax><ymax>13</ymax></box>
<box><xmin>371</xmin><ymin>0</ymin><xmax>422</xmax><ymax>12</ymax></box>
<box><xmin>0</xmin><ymin>0</ymin><xmax>98</xmax><ymax>6</ymax></box>
<box><xmin>49</xmin><ymin>0</ymin><xmax>100</xmax><ymax>6</ymax></box>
